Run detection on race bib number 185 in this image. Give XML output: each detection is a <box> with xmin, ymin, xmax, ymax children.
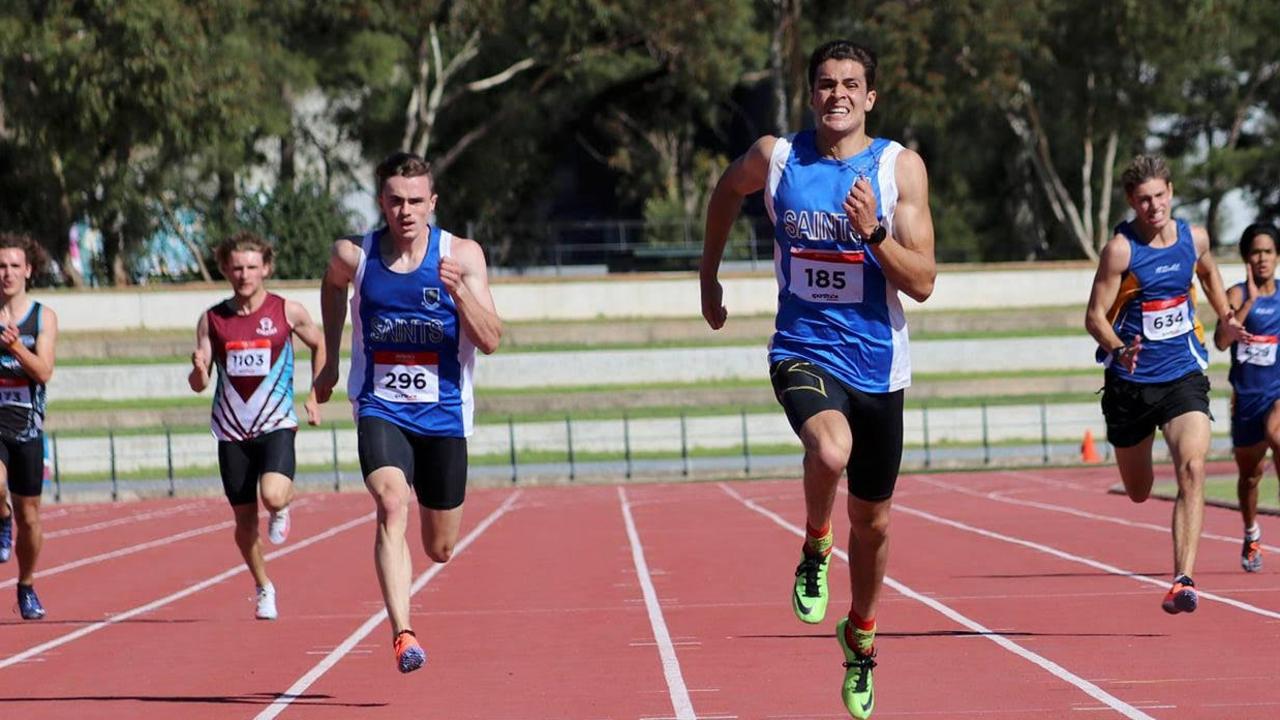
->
<box><xmin>373</xmin><ymin>351</ymin><xmax>439</xmax><ymax>403</ymax></box>
<box><xmin>789</xmin><ymin>248</ymin><xmax>865</xmax><ymax>304</ymax></box>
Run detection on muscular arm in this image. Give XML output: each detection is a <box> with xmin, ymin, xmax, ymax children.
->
<box><xmin>700</xmin><ymin>136</ymin><xmax>774</xmax><ymax>329</ymax></box>
<box><xmin>7</xmin><ymin>305</ymin><xmax>57</xmax><ymax>385</ymax></box>
<box><xmin>440</xmin><ymin>238</ymin><xmax>502</xmax><ymax>354</ymax></box>
<box><xmin>1194</xmin><ymin>225</ymin><xmax>1250</xmax><ymax>347</ymax></box>
<box><xmin>1084</xmin><ymin>233</ymin><xmax>1133</xmax><ymax>355</ymax></box>
<box><xmin>1214</xmin><ymin>284</ymin><xmax>1247</xmax><ymax>351</ymax></box>
<box><xmin>316</xmin><ymin>237</ymin><xmax>360</xmax><ymax>402</ymax></box>
<box><xmin>862</xmin><ymin>149</ymin><xmax>936</xmax><ymax>302</ymax></box>
<box><xmin>188</xmin><ymin>312</ymin><xmax>212</xmax><ymax>393</ymax></box>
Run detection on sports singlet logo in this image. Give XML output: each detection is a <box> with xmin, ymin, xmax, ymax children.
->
<box><xmin>256</xmin><ymin>317</ymin><xmax>279</xmax><ymax>336</ymax></box>
<box><xmin>422</xmin><ymin>287</ymin><xmax>441</xmax><ymax>309</ymax></box>
<box><xmin>370</xmin><ymin>316</ymin><xmax>445</xmax><ymax>344</ymax></box>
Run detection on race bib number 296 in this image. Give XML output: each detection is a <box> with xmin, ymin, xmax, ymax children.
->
<box><xmin>373</xmin><ymin>351</ymin><xmax>439</xmax><ymax>403</ymax></box>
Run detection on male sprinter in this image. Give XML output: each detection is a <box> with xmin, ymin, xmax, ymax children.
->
<box><xmin>316</xmin><ymin>152</ymin><xmax>502</xmax><ymax>673</ymax></box>
<box><xmin>701</xmin><ymin>40</ymin><xmax>935</xmax><ymax>718</ymax></box>
<box><xmin>1214</xmin><ymin>222</ymin><xmax>1280</xmax><ymax>572</ymax></box>
<box><xmin>1086</xmin><ymin>154</ymin><xmax>1248</xmax><ymax>613</ymax></box>
<box><xmin>189</xmin><ymin>231</ymin><xmax>324</xmax><ymax>619</ymax></box>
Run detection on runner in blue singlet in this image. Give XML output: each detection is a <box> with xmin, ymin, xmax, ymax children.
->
<box><xmin>1214</xmin><ymin>222</ymin><xmax>1280</xmax><ymax>573</ymax></box>
<box><xmin>1086</xmin><ymin>154</ymin><xmax>1250</xmax><ymax>616</ymax></box>
<box><xmin>315</xmin><ymin>151</ymin><xmax>502</xmax><ymax>674</ymax></box>
<box><xmin>701</xmin><ymin>40</ymin><xmax>936</xmax><ymax>720</ymax></box>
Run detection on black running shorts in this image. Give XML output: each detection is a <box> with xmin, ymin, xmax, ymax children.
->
<box><xmin>217</xmin><ymin>428</ymin><xmax>297</xmax><ymax>506</ymax></box>
<box><xmin>769</xmin><ymin>357</ymin><xmax>904</xmax><ymax>502</ymax></box>
<box><xmin>0</xmin><ymin>434</ymin><xmax>44</xmax><ymax>498</ymax></box>
<box><xmin>357</xmin><ymin>416</ymin><xmax>467</xmax><ymax>510</ymax></box>
<box><xmin>1101</xmin><ymin>371</ymin><xmax>1211</xmax><ymax>448</ymax></box>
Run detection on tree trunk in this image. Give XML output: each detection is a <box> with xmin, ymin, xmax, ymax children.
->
<box><xmin>46</xmin><ymin>149</ymin><xmax>85</xmax><ymax>287</ymax></box>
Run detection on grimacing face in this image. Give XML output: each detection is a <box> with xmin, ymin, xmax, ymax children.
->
<box><xmin>1126</xmin><ymin>178</ymin><xmax>1173</xmax><ymax>232</ymax></box>
<box><xmin>379</xmin><ymin>174</ymin><xmax>437</xmax><ymax>242</ymax></box>
<box><xmin>810</xmin><ymin>58</ymin><xmax>876</xmax><ymax>137</ymax></box>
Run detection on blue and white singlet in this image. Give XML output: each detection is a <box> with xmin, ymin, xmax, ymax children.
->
<box><xmin>1102</xmin><ymin>219</ymin><xmax>1208</xmax><ymax>383</ymax></box>
<box><xmin>765</xmin><ymin>131</ymin><xmax>910</xmax><ymax>393</ymax></box>
<box><xmin>348</xmin><ymin>225</ymin><xmax>475</xmax><ymax>437</ymax></box>
<box><xmin>1229</xmin><ymin>282</ymin><xmax>1280</xmax><ymax>400</ymax></box>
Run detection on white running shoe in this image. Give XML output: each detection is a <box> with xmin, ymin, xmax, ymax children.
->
<box><xmin>267</xmin><ymin>507</ymin><xmax>291</xmax><ymax>545</ymax></box>
<box><xmin>255</xmin><ymin>583</ymin><xmax>278</xmax><ymax>620</ymax></box>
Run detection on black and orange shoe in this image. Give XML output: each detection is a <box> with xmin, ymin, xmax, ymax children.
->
<box><xmin>393</xmin><ymin>629</ymin><xmax>426</xmax><ymax>673</ymax></box>
<box><xmin>1161</xmin><ymin>575</ymin><xmax>1198</xmax><ymax>614</ymax></box>
<box><xmin>1242</xmin><ymin>536</ymin><xmax>1263</xmax><ymax>573</ymax></box>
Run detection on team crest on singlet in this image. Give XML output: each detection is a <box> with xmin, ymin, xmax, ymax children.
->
<box><xmin>422</xmin><ymin>287</ymin><xmax>440</xmax><ymax>309</ymax></box>
<box><xmin>256</xmin><ymin>317</ymin><xmax>278</xmax><ymax>336</ymax></box>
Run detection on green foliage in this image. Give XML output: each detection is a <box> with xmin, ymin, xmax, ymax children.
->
<box><xmin>230</xmin><ymin>180</ymin><xmax>358</xmax><ymax>280</ymax></box>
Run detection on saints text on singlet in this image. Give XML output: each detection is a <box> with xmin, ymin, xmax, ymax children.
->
<box><xmin>206</xmin><ymin>293</ymin><xmax>297</xmax><ymax>441</ymax></box>
<box><xmin>0</xmin><ymin>301</ymin><xmax>46</xmax><ymax>442</ymax></box>
<box><xmin>348</xmin><ymin>225</ymin><xmax>476</xmax><ymax>437</ymax></box>
<box><xmin>1102</xmin><ymin>219</ymin><xmax>1208</xmax><ymax>383</ymax></box>
<box><xmin>764</xmin><ymin>131</ymin><xmax>911</xmax><ymax>393</ymax></box>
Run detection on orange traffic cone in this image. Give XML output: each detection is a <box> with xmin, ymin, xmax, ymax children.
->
<box><xmin>1081</xmin><ymin>429</ymin><xmax>1102</xmax><ymax>463</ymax></box>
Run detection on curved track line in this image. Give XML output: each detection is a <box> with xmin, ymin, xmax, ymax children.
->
<box><xmin>720</xmin><ymin>483</ymin><xmax>1157</xmax><ymax>720</ymax></box>
<box><xmin>0</xmin><ymin>511</ymin><xmax>374</xmax><ymax>671</ymax></box>
<box><xmin>253</xmin><ymin>490</ymin><xmax>521</xmax><ymax>720</ymax></box>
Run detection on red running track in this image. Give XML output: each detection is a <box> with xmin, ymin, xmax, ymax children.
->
<box><xmin>4</xmin><ymin>465</ymin><xmax>1280</xmax><ymax>718</ymax></box>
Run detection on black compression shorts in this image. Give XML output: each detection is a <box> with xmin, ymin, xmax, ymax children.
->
<box><xmin>357</xmin><ymin>416</ymin><xmax>467</xmax><ymax>510</ymax></box>
<box><xmin>769</xmin><ymin>358</ymin><xmax>904</xmax><ymax>502</ymax></box>
<box><xmin>0</xmin><ymin>434</ymin><xmax>44</xmax><ymax>498</ymax></box>
<box><xmin>217</xmin><ymin>428</ymin><xmax>296</xmax><ymax>506</ymax></box>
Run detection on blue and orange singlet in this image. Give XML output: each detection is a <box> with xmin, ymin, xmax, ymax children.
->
<box><xmin>1102</xmin><ymin>219</ymin><xmax>1209</xmax><ymax>383</ymax></box>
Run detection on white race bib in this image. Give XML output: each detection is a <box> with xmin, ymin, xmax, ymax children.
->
<box><xmin>1141</xmin><ymin>295</ymin><xmax>1193</xmax><ymax>341</ymax></box>
<box><xmin>0</xmin><ymin>378</ymin><xmax>30</xmax><ymax>407</ymax></box>
<box><xmin>789</xmin><ymin>248</ymin><xmax>864</xmax><ymax>304</ymax></box>
<box><xmin>1238</xmin><ymin>335</ymin><xmax>1278</xmax><ymax>367</ymax></box>
<box><xmin>374</xmin><ymin>351</ymin><xmax>439</xmax><ymax>403</ymax></box>
<box><xmin>225</xmin><ymin>340</ymin><xmax>271</xmax><ymax>377</ymax></box>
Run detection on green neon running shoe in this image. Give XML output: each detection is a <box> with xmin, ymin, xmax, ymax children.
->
<box><xmin>792</xmin><ymin>551</ymin><xmax>830</xmax><ymax>624</ymax></box>
<box><xmin>837</xmin><ymin>617</ymin><xmax>877</xmax><ymax>719</ymax></box>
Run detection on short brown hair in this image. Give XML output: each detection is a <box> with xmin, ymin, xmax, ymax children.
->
<box><xmin>0</xmin><ymin>232</ymin><xmax>49</xmax><ymax>285</ymax></box>
<box><xmin>375</xmin><ymin>151</ymin><xmax>433</xmax><ymax>197</ymax></box>
<box><xmin>214</xmin><ymin>230</ymin><xmax>274</xmax><ymax>270</ymax></box>
<box><xmin>1121</xmin><ymin>154</ymin><xmax>1172</xmax><ymax>195</ymax></box>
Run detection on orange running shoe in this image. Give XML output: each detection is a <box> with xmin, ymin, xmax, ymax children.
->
<box><xmin>1161</xmin><ymin>575</ymin><xmax>1198</xmax><ymax>614</ymax></box>
<box><xmin>393</xmin><ymin>629</ymin><xmax>426</xmax><ymax>673</ymax></box>
<box><xmin>1242</xmin><ymin>536</ymin><xmax>1263</xmax><ymax>573</ymax></box>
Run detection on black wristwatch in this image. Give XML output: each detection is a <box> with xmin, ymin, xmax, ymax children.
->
<box><xmin>865</xmin><ymin>224</ymin><xmax>887</xmax><ymax>245</ymax></box>
<box><xmin>1110</xmin><ymin>345</ymin><xmax>1126</xmax><ymax>363</ymax></box>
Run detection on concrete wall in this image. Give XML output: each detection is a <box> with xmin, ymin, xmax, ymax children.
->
<box><xmin>37</xmin><ymin>262</ymin><xmax>1251</xmax><ymax>331</ymax></box>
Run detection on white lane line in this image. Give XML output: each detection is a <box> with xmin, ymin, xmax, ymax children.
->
<box><xmin>920</xmin><ymin>473</ymin><xmax>1280</xmax><ymax>553</ymax></box>
<box><xmin>44</xmin><ymin>501</ymin><xmax>213</xmax><ymax>538</ymax></box>
<box><xmin>0</xmin><ymin>511</ymin><xmax>374</xmax><ymax>671</ymax></box>
<box><xmin>720</xmin><ymin>483</ymin><xmax>1156</xmax><ymax>720</ymax></box>
<box><xmin>619</xmin><ymin>486</ymin><xmax>698</xmax><ymax>720</ymax></box>
<box><xmin>253</xmin><ymin>490</ymin><xmax>522</xmax><ymax>720</ymax></box>
<box><xmin>2</xmin><ymin>519</ymin><xmax>234</xmax><ymax>589</ymax></box>
<box><xmin>892</xmin><ymin>501</ymin><xmax>1280</xmax><ymax>621</ymax></box>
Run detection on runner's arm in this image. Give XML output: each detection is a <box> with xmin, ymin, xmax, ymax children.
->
<box><xmin>188</xmin><ymin>312</ymin><xmax>212</xmax><ymax>393</ymax></box>
<box><xmin>1214</xmin><ymin>284</ymin><xmax>1247</xmax><ymax>351</ymax></box>
<box><xmin>700</xmin><ymin>136</ymin><xmax>774</xmax><ymax>329</ymax></box>
<box><xmin>440</xmin><ymin>237</ymin><xmax>502</xmax><ymax>354</ymax></box>
<box><xmin>316</xmin><ymin>238</ymin><xmax>360</xmax><ymax>402</ymax></box>
<box><xmin>863</xmin><ymin>148</ymin><xmax>936</xmax><ymax>302</ymax></box>
<box><xmin>1194</xmin><ymin>225</ymin><xmax>1250</xmax><ymax>344</ymax></box>
<box><xmin>286</xmin><ymin>299</ymin><xmax>326</xmax><ymax>425</ymax></box>
<box><xmin>1084</xmin><ymin>233</ymin><xmax>1133</xmax><ymax>355</ymax></box>
<box><xmin>6</xmin><ymin>305</ymin><xmax>58</xmax><ymax>385</ymax></box>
